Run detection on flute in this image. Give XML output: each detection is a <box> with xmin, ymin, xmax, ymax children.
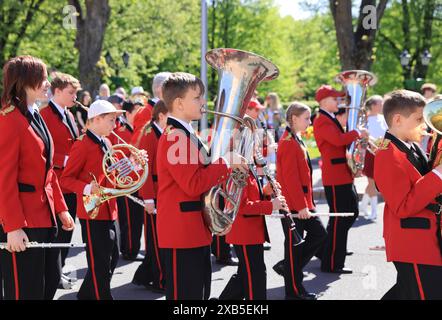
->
<box><xmin>0</xmin><ymin>242</ymin><xmax>86</xmax><ymax>250</ymax></box>
<box><xmin>269</xmin><ymin>212</ymin><xmax>355</xmax><ymax>219</ymax></box>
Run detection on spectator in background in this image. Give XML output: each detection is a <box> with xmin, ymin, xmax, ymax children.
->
<box><xmin>421</xmin><ymin>83</ymin><xmax>437</xmax><ymax>101</ymax></box>
<box><xmin>95</xmin><ymin>83</ymin><xmax>110</xmax><ymax>101</ymax></box>
<box><xmin>360</xmin><ymin>95</ymin><xmax>387</xmax><ymax>221</ymax></box>
<box><xmin>115</xmin><ymin>87</ymin><xmax>127</xmax><ymax>100</ymax></box>
<box><xmin>75</xmin><ymin>90</ymin><xmax>91</xmax><ymax>132</ymax></box>
<box><xmin>264</xmin><ymin>92</ymin><xmax>285</xmax><ymax>142</ymax></box>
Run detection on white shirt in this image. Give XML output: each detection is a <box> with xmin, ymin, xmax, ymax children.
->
<box><xmin>27</xmin><ymin>103</ymin><xmax>39</xmax><ymax>116</ymax></box>
<box><xmin>367</xmin><ymin>114</ymin><xmax>388</xmax><ymax>139</ymax></box>
<box><xmin>168</xmin><ymin>116</ymin><xmax>195</xmax><ymax>135</ymax></box>
<box><xmin>152</xmin><ymin>121</ymin><xmax>163</xmax><ymax>134</ymax></box>
<box><xmin>320</xmin><ymin>108</ymin><xmax>336</xmax><ymax>119</ymax></box>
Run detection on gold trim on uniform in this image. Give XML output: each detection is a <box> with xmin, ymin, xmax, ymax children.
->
<box><xmin>0</xmin><ymin>105</ymin><xmax>15</xmax><ymax>116</ymax></box>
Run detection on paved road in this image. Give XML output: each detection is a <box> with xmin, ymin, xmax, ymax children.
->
<box><xmin>54</xmin><ymin>169</ymin><xmax>395</xmax><ymax>300</ymax></box>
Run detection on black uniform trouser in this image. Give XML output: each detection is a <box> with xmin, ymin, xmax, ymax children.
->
<box><xmin>382</xmin><ymin>262</ymin><xmax>442</xmax><ymax>300</ymax></box>
<box><xmin>219</xmin><ymin>244</ymin><xmax>266</xmax><ymax>300</ymax></box>
<box><xmin>117</xmin><ymin>193</ymin><xmax>144</xmax><ymax>258</ymax></box>
<box><xmin>163</xmin><ymin>245</ymin><xmax>211</xmax><ymax>300</ymax></box>
<box><xmin>77</xmin><ymin>219</ymin><xmax>119</xmax><ymax>300</ymax></box>
<box><xmin>0</xmin><ymin>226</ymin><xmax>57</xmax><ymax>300</ymax></box>
<box><xmin>211</xmin><ymin>235</ymin><xmax>232</xmax><ymax>260</ymax></box>
<box><xmin>321</xmin><ymin>183</ymin><xmax>359</xmax><ymax>271</ymax></box>
<box><xmin>133</xmin><ymin>213</ymin><xmax>165</xmax><ymax>289</ymax></box>
<box><xmin>42</xmin><ymin>193</ymin><xmax>77</xmax><ymax>300</ymax></box>
<box><xmin>281</xmin><ymin>216</ymin><xmax>327</xmax><ymax>297</ymax></box>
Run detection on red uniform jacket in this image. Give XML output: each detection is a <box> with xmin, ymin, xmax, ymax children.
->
<box><xmin>0</xmin><ymin>106</ymin><xmax>68</xmax><ymax>232</ymax></box>
<box><xmin>156</xmin><ymin>117</ymin><xmax>230</xmax><ymax>248</ymax></box>
<box><xmin>226</xmin><ymin>173</ymin><xmax>272</xmax><ymax>245</ymax></box>
<box><xmin>313</xmin><ymin>109</ymin><xmax>359</xmax><ymax>186</ymax></box>
<box><xmin>60</xmin><ymin>130</ymin><xmax>118</xmax><ymax>221</ymax></box>
<box><xmin>132</xmin><ymin>101</ymin><xmax>154</xmax><ymax>148</ymax></box>
<box><xmin>137</xmin><ymin>121</ymin><xmax>162</xmax><ymax>200</ymax></box>
<box><xmin>277</xmin><ymin>127</ymin><xmax>315</xmax><ymax>212</ymax></box>
<box><xmin>374</xmin><ymin>131</ymin><xmax>442</xmax><ymax>266</ymax></box>
<box><xmin>40</xmin><ymin>101</ymin><xmax>79</xmax><ymax>192</ymax></box>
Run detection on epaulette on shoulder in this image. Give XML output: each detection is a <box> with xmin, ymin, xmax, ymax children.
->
<box><xmin>284</xmin><ymin>133</ymin><xmax>292</xmax><ymax>141</ymax></box>
<box><xmin>373</xmin><ymin>138</ymin><xmax>390</xmax><ymax>153</ymax></box>
<box><xmin>0</xmin><ymin>105</ymin><xmax>15</xmax><ymax>116</ymax></box>
<box><xmin>164</xmin><ymin>126</ymin><xmax>173</xmax><ymax>135</ymax></box>
<box><xmin>77</xmin><ymin>134</ymin><xmax>85</xmax><ymax>141</ymax></box>
<box><xmin>143</xmin><ymin>124</ymin><xmax>152</xmax><ymax>136</ymax></box>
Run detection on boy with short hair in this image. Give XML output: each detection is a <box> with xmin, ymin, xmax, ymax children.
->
<box><xmin>61</xmin><ymin>100</ymin><xmax>125</xmax><ymax>300</ymax></box>
<box><xmin>156</xmin><ymin>72</ymin><xmax>247</xmax><ymax>300</ymax></box>
<box><xmin>374</xmin><ymin>89</ymin><xmax>442</xmax><ymax>300</ymax></box>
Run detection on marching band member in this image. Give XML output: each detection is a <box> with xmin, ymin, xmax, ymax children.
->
<box><xmin>61</xmin><ymin>100</ymin><xmax>124</xmax><ymax>300</ymax></box>
<box><xmin>40</xmin><ymin>72</ymin><xmax>81</xmax><ymax>295</ymax></box>
<box><xmin>219</xmin><ymin>162</ymin><xmax>287</xmax><ymax>300</ymax></box>
<box><xmin>110</xmin><ymin>101</ymin><xmax>145</xmax><ymax>261</ymax></box>
<box><xmin>374</xmin><ymin>90</ymin><xmax>442</xmax><ymax>300</ymax></box>
<box><xmin>0</xmin><ymin>56</ymin><xmax>74</xmax><ymax>300</ymax></box>
<box><xmin>132</xmin><ymin>100</ymin><xmax>169</xmax><ymax>292</ymax></box>
<box><xmin>276</xmin><ymin>102</ymin><xmax>326</xmax><ymax>300</ymax></box>
<box><xmin>132</xmin><ymin>72</ymin><xmax>171</xmax><ymax>146</ymax></box>
<box><xmin>156</xmin><ymin>72</ymin><xmax>247</xmax><ymax>300</ymax></box>
<box><xmin>313</xmin><ymin>85</ymin><xmax>368</xmax><ymax>274</ymax></box>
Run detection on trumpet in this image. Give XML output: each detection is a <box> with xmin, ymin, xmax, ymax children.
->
<box><xmin>74</xmin><ymin>101</ymin><xmax>149</xmax><ymax>218</ymax></box>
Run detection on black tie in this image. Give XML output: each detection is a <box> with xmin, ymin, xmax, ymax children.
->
<box><xmin>64</xmin><ymin>108</ymin><xmax>78</xmax><ymax>139</ymax></box>
<box><xmin>100</xmin><ymin>139</ymin><xmax>109</xmax><ymax>153</ymax></box>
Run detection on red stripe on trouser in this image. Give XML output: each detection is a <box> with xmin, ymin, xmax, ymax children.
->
<box><xmin>413</xmin><ymin>264</ymin><xmax>426</xmax><ymax>300</ymax></box>
<box><xmin>150</xmin><ymin>214</ymin><xmax>164</xmax><ymax>288</ymax></box>
<box><xmin>331</xmin><ymin>186</ymin><xmax>338</xmax><ymax>271</ymax></box>
<box><xmin>11</xmin><ymin>252</ymin><xmax>19</xmax><ymax>300</ymax></box>
<box><xmin>125</xmin><ymin>197</ymin><xmax>132</xmax><ymax>251</ymax></box>
<box><xmin>242</xmin><ymin>245</ymin><xmax>254</xmax><ymax>300</ymax></box>
<box><xmin>86</xmin><ymin>220</ymin><xmax>100</xmax><ymax>300</ymax></box>
<box><xmin>173</xmin><ymin>249</ymin><xmax>178</xmax><ymax>300</ymax></box>
<box><xmin>288</xmin><ymin>228</ymin><xmax>299</xmax><ymax>295</ymax></box>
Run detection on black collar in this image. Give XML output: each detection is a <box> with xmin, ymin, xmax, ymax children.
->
<box><xmin>385</xmin><ymin>131</ymin><xmax>429</xmax><ymax>175</ymax></box>
<box><xmin>124</xmin><ymin>122</ymin><xmax>134</xmax><ymax>133</ymax></box>
<box><xmin>319</xmin><ymin>109</ymin><xmax>344</xmax><ymax>133</ymax></box>
<box><xmin>152</xmin><ymin>122</ymin><xmax>162</xmax><ymax>139</ymax></box>
<box><xmin>86</xmin><ymin>129</ymin><xmax>104</xmax><ymax>146</ymax></box>
<box><xmin>48</xmin><ymin>100</ymin><xmax>64</xmax><ymax>121</ymax></box>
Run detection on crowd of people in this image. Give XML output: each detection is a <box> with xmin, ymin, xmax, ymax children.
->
<box><xmin>0</xmin><ymin>54</ymin><xmax>441</xmax><ymax>301</ymax></box>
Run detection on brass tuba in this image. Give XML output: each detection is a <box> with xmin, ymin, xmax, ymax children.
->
<box><xmin>75</xmin><ymin>101</ymin><xmax>149</xmax><ymax>219</ymax></box>
<box><xmin>202</xmin><ymin>48</ymin><xmax>279</xmax><ymax>235</ymax></box>
<box><xmin>335</xmin><ymin>70</ymin><xmax>377</xmax><ymax>176</ymax></box>
<box><xmin>423</xmin><ymin>98</ymin><xmax>442</xmax><ymax>167</ymax></box>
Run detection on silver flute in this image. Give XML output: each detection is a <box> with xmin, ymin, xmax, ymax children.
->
<box><xmin>0</xmin><ymin>242</ymin><xmax>86</xmax><ymax>250</ymax></box>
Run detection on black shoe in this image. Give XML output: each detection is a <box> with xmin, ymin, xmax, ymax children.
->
<box><xmin>286</xmin><ymin>292</ymin><xmax>317</xmax><ymax>300</ymax></box>
<box><xmin>321</xmin><ymin>267</ymin><xmax>353</xmax><ymax>274</ymax></box>
<box><xmin>272</xmin><ymin>260</ymin><xmax>285</xmax><ymax>277</ymax></box>
<box><xmin>346</xmin><ymin>251</ymin><xmax>354</xmax><ymax>256</ymax></box>
<box><xmin>263</xmin><ymin>243</ymin><xmax>271</xmax><ymax>251</ymax></box>
<box><xmin>150</xmin><ymin>285</ymin><xmax>165</xmax><ymax>294</ymax></box>
<box><xmin>123</xmin><ymin>253</ymin><xmax>145</xmax><ymax>261</ymax></box>
<box><xmin>216</xmin><ymin>257</ymin><xmax>239</xmax><ymax>266</ymax></box>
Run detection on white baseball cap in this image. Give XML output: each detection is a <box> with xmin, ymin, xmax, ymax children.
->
<box><xmin>87</xmin><ymin>100</ymin><xmax>125</xmax><ymax>119</ymax></box>
<box><xmin>131</xmin><ymin>86</ymin><xmax>144</xmax><ymax>95</ymax></box>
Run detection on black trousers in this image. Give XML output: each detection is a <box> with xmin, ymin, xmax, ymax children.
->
<box><xmin>41</xmin><ymin>193</ymin><xmax>77</xmax><ymax>300</ymax></box>
<box><xmin>219</xmin><ymin>244</ymin><xmax>266</xmax><ymax>300</ymax></box>
<box><xmin>163</xmin><ymin>246</ymin><xmax>211</xmax><ymax>300</ymax></box>
<box><xmin>77</xmin><ymin>219</ymin><xmax>119</xmax><ymax>300</ymax></box>
<box><xmin>211</xmin><ymin>235</ymin><xmax>232</xmax><ymax>260</ymax></box>
<box><xmin>117</xmin><ymin>193</ymin><xmax>144</xmax><ymax>258</ymax></box>
<box><xmin>321</xmin><ymin>184</ymin><xmax>359</xmax><ymax>271</ymax></box>
<box><xmin>281</xmin><ymin>216</ymin><xmax>327</xmax><ymax>297</ymax></box>
<box><xmin>382</xmin><ymin>262</ymin><xmax>442</xmax><ymax>300</ymax></box>
<box><xmin>133</xmin><ymin>213</ymin><xmax>165</xmax><ymax>289</ymax></box>
<box><xmin>0</xmin><ymin>226</ymin><xmax>57</xmax><ymax>300</ymax></box>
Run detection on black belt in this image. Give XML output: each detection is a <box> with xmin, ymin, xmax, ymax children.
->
<box><xmin>331</xmin><ymin>158</ymin><xmax>346</xmax><ymax>165</ymax></box>
<box><xmin>179</xmin><ymin>201</ymin><xmax>202</xmax><ymax>212</ymax></box>
<box><xmin>18</xmin><ymin>183</ymin><xmax>36</xmax><ymax>192</ymax></box>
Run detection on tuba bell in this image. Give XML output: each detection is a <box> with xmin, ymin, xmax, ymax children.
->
<box><xmin>423</xmin><ymin>98</ymin><xmax>442</xmax><ymax>167</ymax></box>
<box><xmin>335</xmin><ymin>70</ymin><xmax>377</xmax><ymax>176</ymax></box>
<box><xmin>201</xmin><ymin>48</ymin><xmax>279</xmax><ymax>235</ymax></box>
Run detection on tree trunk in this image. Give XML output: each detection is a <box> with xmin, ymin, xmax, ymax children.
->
<box><xmin>70</xmin><ymin>0</ymin><xmax>110</xmax><ymax>95</ymax></box>
<box><xmin>330</xmin><ymin>0</ymin><xmax>388</xmax><ymax>71</ymax></box>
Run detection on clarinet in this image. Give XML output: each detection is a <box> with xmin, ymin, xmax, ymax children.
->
<box><xmin>254</xmin><ymin>149</ymin><xmax>304</xmax><ymax>246</ymax></box>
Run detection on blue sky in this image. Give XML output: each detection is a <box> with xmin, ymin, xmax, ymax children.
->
<box><xmin>274</xmin><ymin>0</ymin><xmax>313</xmax><ymax>20</ymax></box>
